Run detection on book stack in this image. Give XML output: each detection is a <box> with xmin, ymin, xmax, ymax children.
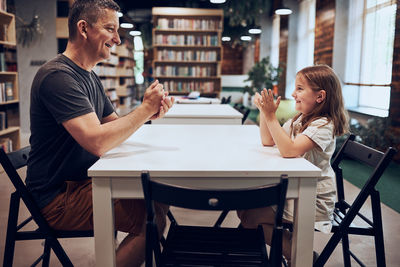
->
<box><xmin>0</xmin><ymin>82</ymin><xmax>13</xmax><ymax>102</ymax></box>
<box><xmin>0</xmin><ymin>137</ymin><xmax>12</xmax><ymax>152</ymax></box>
<box><xmin>0</xmin><ymin>111</ymin><xmax>7</xmax><ymax>130</ymax></box>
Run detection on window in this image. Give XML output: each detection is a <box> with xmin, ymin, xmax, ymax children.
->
<box><xmin>286</xmin><ymin>0</ymin><xmax>316</xmax><ymax>99</ymax></box>
<box><xmin>343</xmin><ymin>0</ymin><xmax>396</xmax><ymax>117</ymax></box>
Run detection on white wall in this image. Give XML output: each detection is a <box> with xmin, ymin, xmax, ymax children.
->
<box><xmin>15</xmin><ymin>0</ymin><xmax>58</xmax><ymax>135</ymax></box>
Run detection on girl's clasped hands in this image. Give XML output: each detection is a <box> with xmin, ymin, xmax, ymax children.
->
<box><xmin>254</xmin><ymin>88</ymin><xmax>281</xmax><ymax>119</ymax></box>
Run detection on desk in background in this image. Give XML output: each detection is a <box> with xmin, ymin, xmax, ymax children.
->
<box><xmin>89</xmin><ymin>124</ymin><xmax>320</xmax><ymax>267</ymax></box>
<box><xmin>173</xmin><ymin>96</ymin><xmax>221</xmax><ymax>104</ymax></box>
<box><xmin>152</xmin><ymin>104</ymin><xmax>243</xmax><ymax>124</ymax></box>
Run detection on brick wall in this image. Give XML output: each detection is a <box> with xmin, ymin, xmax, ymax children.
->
<box><xmin>314</xmin><ymin>0</ymin><xmax>335</xmax><ymax>66</ymax></box>
<box><xmin>221</xmin><ymin>43</ymin><xmax>244</xmax><ymax>75</ymax></box>
<box><xmin>390</xmin><ymin>2</ymin><xmax>400</xmax><ymax>161</ymax></box>
<box><xmin>278</xmin><ymin>15</ymin><xmax>288</xmax><ymax>97</ymax></box>
<box><xmin>390</xmin><ymin>3</ymin><xmax>400</xmax><ymax>127</ymax></box>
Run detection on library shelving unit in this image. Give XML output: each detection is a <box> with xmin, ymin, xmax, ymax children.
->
<box><xmin>115</xmin><ymin>40</ymin><xmax>135</xmax><ymax>113</ymax></box>
<box><xmin>0</xmin><ymin>9</ymin><xmax>19</xmax><ymax>152</ymax></box>
<box><xmin>152</xmin><ymin>7</ymin><xmax>223</xmax><ymax>97</ymax></box>
<box><xmin>93</xmin><ymin>41</ymin><xmax>136</xmax><ymax>115</ymax></box>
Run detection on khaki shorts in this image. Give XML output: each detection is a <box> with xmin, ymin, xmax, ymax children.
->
<box><xmin>41</xmin><ymin>179</ymin><xmax>167</xmax><ymax>236</ymax></box>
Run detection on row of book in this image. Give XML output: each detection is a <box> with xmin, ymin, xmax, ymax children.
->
<box><xmin>157</xmin><ymin>49</ymin><xmax>218</xmax><ymax>61</ymax></box>
<box><xmin>100</xmin><ymin>78</ymin><xmax>117</xmax><ymax>89</ymax></box>
<box><xmin>155</xmin><ymin>34</ymin><xmax>219</xmax><ymax>46</ymax></box>
<box><xmin>156</xmin><ymin>18</ymin><xmax>222</xmax><ymax>31</ymax></box>
<box><xmin>93</xmin><ymin>65</ymin><xmax>117</xmax><ymax>77</ymax></box>
<box><xmin>155</xmin><ymin>66</ymin><xmax>216</xmax><ymax>77</ymax></box>
<box><xmin>0</xmin><ymin>111</ymin><xmax>8</xmax><ymax>131</ymax></box>
<box><xmin>0</xmin><ymin>137</ymin><xmax>12</xmax><ymax>153</ymax></box>
<box><xmin>162</xmin><ymin>81</ymin><xmax>215</xmax><ymax>93</ymax></box>
<box><xmin>0</xmin><ymin>82</ymin><xmax>14</xmax><ymax>103</ymax></box>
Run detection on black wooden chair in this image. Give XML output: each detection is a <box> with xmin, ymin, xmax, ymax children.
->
<box><xmin>314</xmin><ymin>134</ymin><xmax>396</xmax><ymax>267</ymax></box>
<box><xmin>142</xmin><ymin>171</ymin><xmax>288</xmax><ymax>267</ymax></box>
<box><xmin>1</xmin><ymin>147</ymin><xmax>94</xmax><ymax>267</ymax></box>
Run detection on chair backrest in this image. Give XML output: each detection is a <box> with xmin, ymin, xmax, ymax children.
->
<box><xmin>331</xmin><ymin>134</ymin><xmax>396</xmax><ymax>210</ymax></box>
<box><xmin>0</xmin><ymin>146</ymin><xmax>50</xmax><ymax>228</ymax></box>
<box><xmin>239</xmin><ymin>106</ymin><xmax>251</xmax><ymax>124</ymax></box>
<box><xmin>141</xmin><ymin>171</ymin><xmax>288</xmax><ymax>225</ymax></box>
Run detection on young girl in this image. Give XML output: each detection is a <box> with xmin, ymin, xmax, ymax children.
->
<box><xmin>238</xmin><ymin>65</ymin><xmax>349</xmax><ymax>262</ymax></box>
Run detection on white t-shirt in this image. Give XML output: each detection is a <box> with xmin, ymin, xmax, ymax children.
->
<box><xmin>282</xmin><ymin>115</ymin><xmax>336</xmax><ymax>233</ymax></box>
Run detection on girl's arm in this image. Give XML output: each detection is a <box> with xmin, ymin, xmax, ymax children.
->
<box><xmin>259</xmin><ymin>89</ymin><xmax>316</xmax><ymax>158</ymax></box>
<box><xmin>254</xmin><ymin>92</ymin><xmax>274</xmax><ymax>145</ymax></box>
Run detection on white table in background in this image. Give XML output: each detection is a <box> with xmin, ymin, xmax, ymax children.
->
<box><xmin>174</xmin><ymin>96</ymin><xmax>221</xmax><ymax>104</ymax></box>
<box><xmin>152</xmin><ymin>104</ymin><xmax>243</xmax><ymax>125</ymax></box>
<box><xmin>89</xmin><ymin>124</ymin><xmax>320</xmax><ymax>267</ymax></box>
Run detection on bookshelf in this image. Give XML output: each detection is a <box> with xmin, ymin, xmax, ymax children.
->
<box><xmin>93</xmin><ymin>40</ymin><xmax>136</xmax><ymax>114</ymax></box>
<box><xmin>0</xmin><ymin>9</ymin><xmax>19</xmax><ymax>152</ymax></box>
<box><xmin>152</xmin><ymin>7</ymin><xmax>223</xmax><ymax>97</ymax></box>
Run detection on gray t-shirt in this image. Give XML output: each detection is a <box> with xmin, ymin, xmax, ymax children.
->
<box><xmin>26</xmin><ymin>54</ymin><xmax>114</xmax><ymax>209</ymax></box>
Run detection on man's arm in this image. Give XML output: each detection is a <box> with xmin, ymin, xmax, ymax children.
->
<box><xmin>63</xmin><ymin>80</ymin><xmax>173</xmax><ymax>157</ymax></box>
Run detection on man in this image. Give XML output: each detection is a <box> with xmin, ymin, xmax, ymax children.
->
<box><xmin>26</xmin><ymin>0</ymin><xmax>173</xmax><ymax>266</ymax></box>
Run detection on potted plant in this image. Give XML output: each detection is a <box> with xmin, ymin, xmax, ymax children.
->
<box><xmin>243</xmin><ymin>56</ymin><xmax>283</xmax><ymax>107</ymax></box>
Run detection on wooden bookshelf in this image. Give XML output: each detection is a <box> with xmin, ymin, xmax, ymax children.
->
<box><xmin>152</xmin><ymin>7</ymin><xmax>223</xmax><ymax>97</ymax></box>
<box><xmin>93</xmin><ymin>41</ymin><xmax>136</xmax><ymax>113</ymax></box>
<box><xmin>0</xmin><ymin>9</ymin><xmax>19</xmax><ymax>152</ymax></box>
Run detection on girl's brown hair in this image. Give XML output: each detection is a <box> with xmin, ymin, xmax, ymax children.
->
<box><xmin>291</xmin><ymin>65</ymin><xmax>349</xmax><ymax>137</ymax></box>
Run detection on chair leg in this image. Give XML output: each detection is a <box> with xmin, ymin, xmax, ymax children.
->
<box><xmin>42</xmin><ymin>239</ymin><xmax>51</xmax><ymax>267</ymax></box>
<box><xmin>145</xmin><ymin>221</ymin><xmax>153</xmax><ymax>267</ymax></box>
<box><xmin>214</xmin><ymin>210</ymin><xmax>229</xmax><ymax>227</ymax></box>
<box><xmin>47</xmin><ymin>237</ymin><xmax>73</xmax><ymax>267</ymax></box>
<box><xmin>314</xmin><ymin>232</ymin><xmax>343</xmax><ymax>267</ymax></box>
<box><xmin>3</xmin><ymin>192</ymin><xmax>20</xmax><ymax>267</ymax></box>
<box><xmin>371</xmin><ymin>190</ymin><xmax>386</xmax><ymax>267</ymax></box>
<box><xmin>341</xmin><ymin>233</ymin><xmax>351</xmax><ymax>267</ymax></box>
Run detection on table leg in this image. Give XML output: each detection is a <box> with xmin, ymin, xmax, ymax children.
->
<box><xmin>291</xmin><ymin>177</ymin><xmax>317</xmax><ymax>267</ymax></box>
<box><xmin>92</xmin><ymin>177</ymin><xmax>116</xmax><ymax>267</ymax></box>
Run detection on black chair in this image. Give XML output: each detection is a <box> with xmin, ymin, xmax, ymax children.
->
<box><xmin>142</xmin><ymin>171</ymin><xmax>288</xmax><ymax>267</ymax></box>
<box><xmin>314</xmin><ymin>134</ymin><xmax>396</xmax><ymax>267</ymax></box>
<box><xmin>239</xmin><ymin>106</ymin><xmax>251</xmax><ymax>124</ymax></box>
<box><xmin>1</xmin><ymin>147</ymin><xmax>94</xmax><ymax>267</ymax></box>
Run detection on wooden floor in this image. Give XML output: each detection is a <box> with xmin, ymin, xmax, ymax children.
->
<box><xmin>0</xmin><ymin>134</ymin><xmax>399</xmax><ymax>266</ymax></box>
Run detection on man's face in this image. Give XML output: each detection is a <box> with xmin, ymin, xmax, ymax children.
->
<box><xmin>86</xmin><ymin>8</ymin><xmax>120</xmax><ymax>62</ymax></box>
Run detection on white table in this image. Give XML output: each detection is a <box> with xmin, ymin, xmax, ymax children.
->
<box><xmin>174</xmin><ymin>96</ymin><xmax>221</xmax><ymax>104</ymax></box>
<box><xmin>89</xmin><ymin>124</ymin><xmax>320</xmax><ymax>267</ymax></box>
<box><xmin>152</xmin><ymin>104</ymin><xmax>243</xmax><ymax>125</ymax></box>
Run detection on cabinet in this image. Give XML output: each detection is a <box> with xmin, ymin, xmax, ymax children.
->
<box><xmin>0</xmin><ymin>10</ymin><xmax>19</xmax><ymax>152</ymax></box>
<box><xmin>152</xmin><ymin>7</ymin><xmax>223</xmax><ymax>97</ymax></box>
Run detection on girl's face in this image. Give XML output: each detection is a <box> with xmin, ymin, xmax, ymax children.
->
<box><xmin>292</xmin><ymin>75</ymin><xmax>323</xmax><ymax>115</ymax></box>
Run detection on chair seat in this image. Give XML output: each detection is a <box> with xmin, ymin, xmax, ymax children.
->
<box><xmin>331</xmin><ymin>210</ymin><xmax>375</xmax><ymax>236</ymax></box>
<box><xmin>161</xmin><ymin>225</ymin><xmax>267</xmax><ymax>266</ymax></box>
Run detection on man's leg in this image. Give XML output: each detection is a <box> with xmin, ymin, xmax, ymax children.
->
<box><xmin>41</xmin><ymin>180</ymin><xmax>168</xmax><ymax>267</ymax></box>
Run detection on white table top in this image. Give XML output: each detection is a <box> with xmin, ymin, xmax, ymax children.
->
<box><xmin>159</xmin><ymin>104</ymin><xmax>243</xmax><ymax>119</ymax></box>
<box><xmin>89</xmin><ymin>124</ymin><xmax>320</xmax><ymax>178</ymax></box>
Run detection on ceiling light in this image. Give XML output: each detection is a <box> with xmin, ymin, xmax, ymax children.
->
<box><xmin>129</xmin><ymin>30</ymin><xmax>141</xmax><ymax>36</ymax></box>
<box><xmin>221</xmin><ymin>36</ymin><xmax>231</xmax><ymax>42</ymax></box>
<box><xmin>120</xmin><ymin>23</ymin><xmax>134</xmax><ymax>29</ymax></box>
<box><xmin>248</xmin><ymin>28</ymin><xmax>262</xmax><ymax>34</ymax></box>
<box><xmin>117</xmin><ymin>11</ymin><xmax>123</xmax><ymax>17</ymax></box>
<box><xmin>210</xmin><ymin>0</ymin><xmax>226</xmax><ymax>3</ymax></box>
<box><xmin>240</xmin><ymin>36</ymin><xmax>252</xmax><ymax>41</ymax></box>
<box><xmin>275</xmin><ymin>6</ymin><xmax>292</xmax><ymax>15</ymax></box>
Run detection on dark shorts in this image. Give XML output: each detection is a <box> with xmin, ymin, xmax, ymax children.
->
<box><xmin>41</xmin><ymin>179</ymin><xmax>166</xmax><ymax>236</ymax></box>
